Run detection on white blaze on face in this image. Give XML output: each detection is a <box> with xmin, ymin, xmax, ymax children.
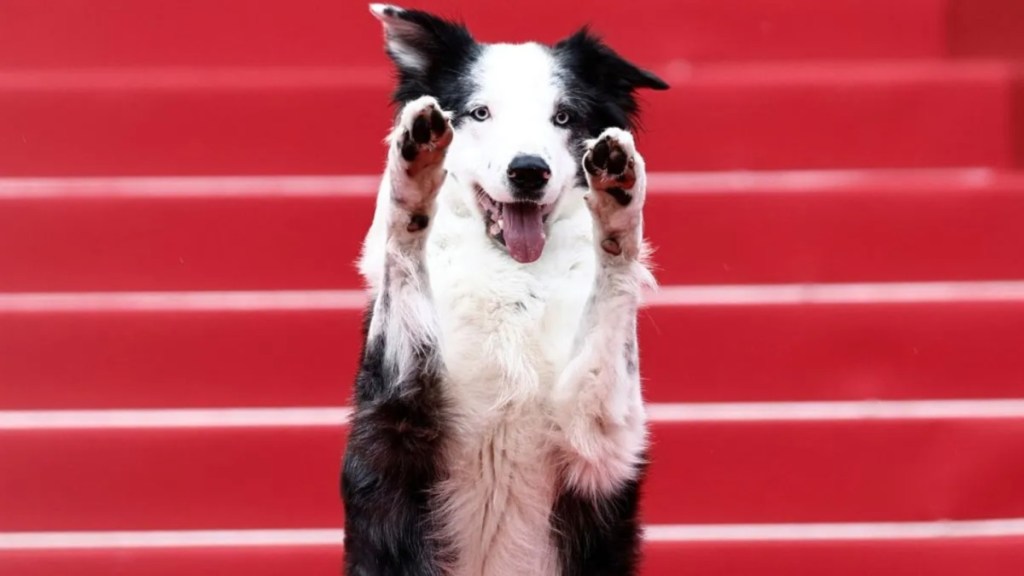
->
<box><xmin>446</xmin><ymin>43</ymin><xmax>580</xmax><ymax>264</ymax></box>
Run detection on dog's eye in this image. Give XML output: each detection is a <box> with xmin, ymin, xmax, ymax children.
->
<box><xmin>553</xmin><ymin>110</ymin><xmax>572</xmax><ymax>127</ymax></box>
<box><xmin>470</xmin><ymin>106</ymin><xmax>491</xmax><ymax>121</ymax></box>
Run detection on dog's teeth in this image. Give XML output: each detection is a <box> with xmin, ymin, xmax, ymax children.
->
<box><xmin>497</xmin><ymin>218</ymin><xmax>504</xmax><ymax>230</ymax></box>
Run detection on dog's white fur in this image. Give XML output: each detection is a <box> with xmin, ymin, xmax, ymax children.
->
<box><xmin>359</xmin><ymin>28</ymin><xmax>652</xmax><ymax>576</ymax></box>
<box><xmin>447</xmin><ymin>43</ymin><xmax>580</xmax><ymax>207</ymax></box>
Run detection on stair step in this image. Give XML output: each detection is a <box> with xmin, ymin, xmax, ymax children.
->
<box><xmin>2</xmin><ymin>171</ymin><xmax>1022</xmax><ymax>291</ymax></box>
<box><xmin>645</xmin><ymin>535</ymin><xmax>1024</xmax><ymax>575</ymax></box>
<box><xmin>1</xmin><ymin>289</ymin><xmax>1022</xmax><ymax>409</ymax></box>
<box><xmin>0</xmin><ymin>0</ymin><xmax>949</xmax><ymax>69</ymax></box>
<box><xmin>0</xmin><ymin>62</ymin><xmax>1014</xmax><ymax>175</ymax></box>
<box><xmin>950</xmin><ymin>0</ymin><xmax>1024</xmax><ymax>59</ymax></box>
<box><xmin>1</xmin><ymin>415</ymin><xmax>1023</xmax><ymax>531</ymax></box>
<box><xmin>2</xmin><ymin>530</ymin><xmax>1023</xmax><ymax>576</ymax></box>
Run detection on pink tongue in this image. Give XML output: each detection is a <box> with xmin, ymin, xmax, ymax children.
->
<box><xmin>502</xmin><ymin>202</ymin><xmax>546</xmax><ymax>263</ymax></box>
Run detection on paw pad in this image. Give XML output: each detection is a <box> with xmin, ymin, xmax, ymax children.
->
<box><xmin>400</xmin><ymin>105</ymin><xmax>450</xmax><ymax>163</ymax></box>
<box><xmin>584</xmin><ymin>132</ymin><xmax>638</xmax><ymax>208</ymax></box>
<box><xmin>584</xmin><ymin>134</ymin><xmax>634</xmax><ymax>182</ymax></box>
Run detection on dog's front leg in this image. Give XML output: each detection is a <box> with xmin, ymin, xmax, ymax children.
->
<box><xmin>364</xmin><ymin>94</ymin><xmax>452</xmax><ymax>386</ymax></box>
<box><xmin>553</xmin><ymin>128</ymin><xmax>654</xmax><ymax>497</ymax></box>
<box><xmin>342</xmin><ymin>96</ymin><xmax>454</xmax><ymax>576</ymax></box>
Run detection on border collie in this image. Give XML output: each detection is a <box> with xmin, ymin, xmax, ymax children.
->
<box><xmin>343</xmin><ymin>5</ymin><xmax>668</xmax><ymax>575</ymax></box>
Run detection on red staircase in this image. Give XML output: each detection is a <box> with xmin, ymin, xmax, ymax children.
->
<box><xmin>2</xmin><ymin>1</ymin><xmax>1024</xmax><ymax>573</ymax></box>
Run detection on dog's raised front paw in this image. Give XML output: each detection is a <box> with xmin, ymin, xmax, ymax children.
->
<box><xmin>387</xmin><ymin>96</ymin><xmax>454</xmax><ymax>213</ymax></box>
<box><xmin>582</xmin><ymin>128</ymin><xmax>646</xmax><ymax>258</ymax></box>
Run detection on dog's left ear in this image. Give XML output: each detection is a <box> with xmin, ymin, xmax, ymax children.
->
<box><xmin>370</xmin><ymin>4</ymin><xmax>476</xmax><ymax>83</ymax></box>
<box><xmin>554</xmin><ymin>28</ymin><xmax>669</xmax><ymax>92</ymax></box>
<box><xmin>554</xmin><ymin>28</ymin><xmax>668</xmax><ymax>128</ymax></box>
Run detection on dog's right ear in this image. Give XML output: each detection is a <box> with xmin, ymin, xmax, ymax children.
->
<box><xmin>370</xmin><ymin>4</ymin><xmax>475</xmax><ymax>83</ymax></box>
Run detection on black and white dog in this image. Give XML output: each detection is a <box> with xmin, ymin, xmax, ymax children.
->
<box><xmin>342</xmin><ymin>5</ymin><xmax>668</xmax><ymax>575</ymax></box>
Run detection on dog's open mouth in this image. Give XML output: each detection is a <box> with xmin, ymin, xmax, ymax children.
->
<box><xmin>475</xmin><ymin>186</ymin><xmax>555</xmax><ymax>264</ymax></box>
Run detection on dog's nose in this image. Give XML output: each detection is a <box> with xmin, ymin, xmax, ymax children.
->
<box><xmin>506</xmin><ymin>155</ymin><xmax>551</xmax><ymax>197</ymax></box>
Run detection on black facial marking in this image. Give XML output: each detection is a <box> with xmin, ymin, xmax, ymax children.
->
<box><xmin>606</xmin><ymin>187</ymin><xmax>633</xmax><ymax>207</ymax></box>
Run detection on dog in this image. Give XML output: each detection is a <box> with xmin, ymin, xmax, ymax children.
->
<box><xmin>342</xmin><ymin>5</ymin><xmax>668</xmax><ymax>575</ymax></box>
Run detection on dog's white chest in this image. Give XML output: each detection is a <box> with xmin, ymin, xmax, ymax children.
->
<box><xmin>427</xmin><ymin>254</ymin><xmax>565</xmax><ymax>575</ymax></box>
<box><xmin>426</xmin><ymin>189</ymin><xmax>595</xmax><ymax>410</ymax></box>
<box><xmin>438</xmin><ymin>412</ymin><xmax>560</xmax><ymax>575</ymax></box>
<box><xmin>422</xmin><ymin>192</ymin><xmax>595</xmax><ymax>575</ymax></box>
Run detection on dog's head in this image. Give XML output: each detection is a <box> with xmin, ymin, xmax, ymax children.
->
<box><xmin>371</xmin><ymin>4</ymin><xmax>668</xmax><ymax>263</ymax></box>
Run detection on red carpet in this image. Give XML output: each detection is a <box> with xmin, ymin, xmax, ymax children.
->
<box><xmin>2</xmin><ymin>0</ymin><xmax>1024</xmax><ymax>573</ymax></box>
